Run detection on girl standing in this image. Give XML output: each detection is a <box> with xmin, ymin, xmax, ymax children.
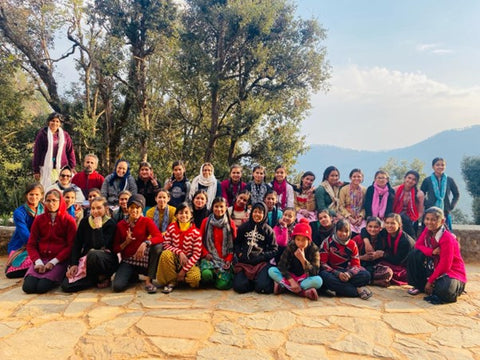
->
<box><xmin>157</xmin><ymin>203</ymin><xmax>203</xmax><ymax>293</ymax></box>
<box><xmin>420</xmin><ymin>158</ymin><xmax>459</xmax><ymax>230</ymax></box>
<box><xmin>228</xmin><ymin>189</ymin><xmax>251</xmax><ymax>227</ymax></box>
<box><xmin>407</xmin><ymin>207</ymin><xmax>466</xmax><ymax>304</ymax></box>
<box><xmin>339</xmin><ymin>168</ymin><xmax>367</xmax><ymax>234</ymax></box>
<box><xmin>5</xmin><ymin>183</ymin><xmax>44</xmax><ymax>278</ymax></box>
<box><xmin>393</xmin><ymin>170</ymin><xmax>424</xmax><ymax>238</ymax></box>
<box><xmin>268</xmin><ymin>218</ymin><xmax>322</xmax><ymax>300</ymax></box>
<box><xmin>188</xmin><ymin>162</ymin><xmax>222</xmax><ymax>210</ymax></box>
<box><xmin>246</xmin><ymin>165</ymin><xmax>269</xmax><ymax>205</ymax></box>
<box><xmin>294</xmin><ymin>171</ymin><xmax>317</xmax><ymax>221</ymax></box>
<box><xmin>364</xmin><ymin>170</ymin><xmax>395</xmax><ymax>220</ymax></box>
<box><xmin>164</xmin><ymin>160</ymin><xmax>191</xmax><ymax>208</ymax></box>
<box><xmin>23</xmin><ymin>189</ymin><xmax>76</xmax><ymax>293</ymax></box>
<box><xmin>200</xmin><ymin>197</ymin><xmax>237</xmax><ymax>290</ymax></box>
<box><xmin>233</xmin><ymin>202</ymin><xmax>278</xmax><ymax>294</ymax></box>
<box><xmin>319</xmin><ymin>219</ymin><xmax>372</xmax><ymax>300</ymax></box>
<box><xmin>101</xmin><ymin>159</ymin><xmax>138</xmax><ymax>207</ymax></box>
<box><xmin>62</xmin><ymin>196</ymin><xmax>119</xmax><ymax>291</ymax></box>
<box><xmin>270</xmin><ymin>165</ymin><xmax>294</xmax><ymax>210</ymax></box>
<box><xmin>146</xmin><ymin>189</ymin><xmax>176</xmax><ymax>233</ymax></box>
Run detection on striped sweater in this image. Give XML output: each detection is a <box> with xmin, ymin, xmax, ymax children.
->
<box><xmin>163</xmin><ymin>222</ymin><xmax>202</xmax><ymax>272</ymax></box>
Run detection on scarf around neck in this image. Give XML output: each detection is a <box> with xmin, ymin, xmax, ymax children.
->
<box><xmin>393</xmin><ymin>184</ymin><xmax>419</xmax><ymax>221</ymax></box>
<box><xmin>431</xmin><ymin>173</ymin><xmax>447</xmax><ymax>209</ymax></box>
<box><xmin>371</xmin><ymin>183</ymin><xmax>389</xmax><ymax>218</ymax></box>
<box><xmin>153</xmin><ymin>206</ymin><xmax>170</xmax><ymax>232</ymax></box>
<box><xmin>321</xmin><ymin>180</ymin><xmax>339</xmax><ymax>210</ymax></box>
<box><xmin>204</xmin><ymin>214</ymin><xmax>233</xmax><ymax>268</ymax></box>
<box><xmin>273</xmin><ymin>180</ymin><xmax>287</xmax><ymax>209</ymax></box>
<box><xmin>41</xmin><ymin>127</ymin><xmax>65</xmax><ymax>189</ymax></box>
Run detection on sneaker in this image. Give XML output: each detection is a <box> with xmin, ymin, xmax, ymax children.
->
<box><xmin>273</xmin><ymin>282</ymin><xmax>285</xmax><ymax>295</ymax></box>
<box><xmin>304</xmin><ymin>288</ymin><xmax>319</xmax><ymax>301</ymax></box>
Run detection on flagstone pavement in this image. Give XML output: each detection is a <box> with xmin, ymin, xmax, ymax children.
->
<box><xmin>0</xmin><ymin>257</ymin><xmax>478</xmax><ymax>360</ymax></box>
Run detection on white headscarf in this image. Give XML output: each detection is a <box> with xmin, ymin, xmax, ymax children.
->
<box><xmin>189</xmin><ymin>163</ymin><xmax>218</xmax><ymax>209</ymax></box>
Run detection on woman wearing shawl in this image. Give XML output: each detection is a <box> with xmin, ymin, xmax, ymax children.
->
<box><xmin>269</xmin><ymin>165</ymin><xmax>294</xmax><ymax>210</ymax></box>
<box><xmin>101</xmin><ymin>159</ymin><xmax>138</xmax><ymax>208</ymax></box>
<box><xmin>62</xmin><ymin>196</ymin><xmax>119</xmax><ymax>292</ymax></box>
<box><xmin>33</xmin><ymin>112</ymin><xmax>76</xmax><ymax>190</ymax></box>
<box><xmin>420</xmin><ymin>158</ymin><xmax>459</xmax><ymax>230</ymax></box>
<box><xmin>393</xmin><ymin>170</ymin><xmax>425</xmax><ymax>237</ymax></box>
<box><xmin>6</xmin><ymin>183</ymin><xmax>45</xmax><ymax>278</ymax></box>
<box><xmin>23</xmin><ymin>189</ymin><xmax>76</xmax><ymax>293</ymax></box>
<box><xmin>188</xmin><ymin>162</ymin><xmax>222</xmax><ymax>210</ymax></box>
<box><xmin>338</xmin><ymin>169</ymin><xmax>367</xmax><ymax>235</ymax></box>
<box><xmin>294</xmin><ymin>171</ymin><xmax>317</xmax><ymax>221</ymax></box>
<box><xmin>315</xmin><ymin>166</ymin><xmax>344</xmax><ymax>219</ymax></box>
<box><xmin>364</xmin><ymin>170</ymin><xmax>395</xmax><ymax>220</ymax></box>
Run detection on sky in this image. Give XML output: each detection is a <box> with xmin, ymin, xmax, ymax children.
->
<box><xmin>295</xmin><ymin>0</ymin><xmax>480</xmax><ymax>150</ymax></box>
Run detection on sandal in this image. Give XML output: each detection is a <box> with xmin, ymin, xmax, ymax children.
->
<box><xmin>408</xmin><ymin>288</ymin><xmax>421</xmax><ymax>296</ymax></box>
<box><xmin>161</xmin><ymin>284</ymin><xmax>174</xmax><ymax>294</ymax></box>
<box><xmin>145</xmin><ymin>284</ymin><xmax>158</xmax><ymax>294</ymax></box>
<box><xmin>358</xmin><ymin>287</ymin><xmax>373</xmax><ymax>300</ymax></box>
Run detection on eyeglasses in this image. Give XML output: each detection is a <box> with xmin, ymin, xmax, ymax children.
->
<box><xmin>60</xmin><ymin>174</ymin><xmax>71</xmax><ymax>178</ymax></box>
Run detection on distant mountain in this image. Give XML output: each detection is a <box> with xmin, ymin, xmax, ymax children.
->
<box><xmin>296</xmin><ymin>125</ymin><xmax>480</xmax><ymax>218</ymax></box>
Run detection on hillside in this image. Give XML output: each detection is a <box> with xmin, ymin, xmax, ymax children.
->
<box><xmin>296</xmin><ymin>125</ymin><xmax>480</xmax><ymax>219</ymax></box>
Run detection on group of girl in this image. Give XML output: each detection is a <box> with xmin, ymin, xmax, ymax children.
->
<box><xmin>5</xmin><ymin>156</ymin><xmax>465</xmax><ymax>305</ymax></box>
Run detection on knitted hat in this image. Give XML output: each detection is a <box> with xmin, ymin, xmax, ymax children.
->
<box><xmin>127</xmin><ymin>194</ymin><xmax>145</xmax><ymax>209</ymax></box>
<box><xmin>291</xmin><ymin>218</ymin><xmax>312</xmax><ymax>241</ymax></box>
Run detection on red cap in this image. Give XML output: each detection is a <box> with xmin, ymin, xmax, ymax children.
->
<box><xmin>291</xmin><ymin>218</ymin><xmax>312</xmax><ymax>241</ymax></box>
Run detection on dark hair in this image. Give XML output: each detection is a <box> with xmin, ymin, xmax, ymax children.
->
<box><xmin>349</xmin><ymin>168</ymin><xmax>363</xmax><ymax>179</ymax></box>
<box><xmin>283</xmin><ymin>207</ymin><xmax>297</xmax><ymax>216</ymax></box>
<box><xmin>366</xmin><ymin>216</ymin><xmax>382</xmax><ymax>227</ymax></box>
<box><xmin>90</xmin><ymin>196</ymin><xmax>108</xmax><ymax>208</ymax></box>
<box><xmin>385</xmin><ymin>213</ymin><xmax>402</xmax><ymax>227</ymax></box>
<box><xmin>211</xmin><ymin>196</ymin><xmax>227</xmax><ymax>208</ymax></box>
<box><xmin>432</xmin><ymin>157</ymin><xmax>445</xmax><ymax>167</ymax></box>
<box><xmin>230</xmin><ymin>164</ymin><xmax>242</xmax><ymax>172</ymax></box>
<box><xmin>139</xmin><ymin>161</ymin><xmax>152</xmax><ymax>170</ymax></box>
<box><xmin>335</xmin><ymin>219</ymin><xmax>351</xmax><ymax>236</ymax></box>
<box><xmin>45</xmin><ymin>188</ymin><xmax>62</xmax><ymax>199</ymax></box>
<box><xmin>175</xmin><ymin>202</ymin><xmax>192</xmax><ymax>216</ymax></box>
<box><xmin>300</xmin><ymin>171</ymin><xmax>316</xmax><ymax>188</ymax></box>
<box><xmin>404</xmin><ymin>170</ymin><xmax>420</xmax><ymax>184</ymax></box>
<box><xmin>424</xmin><ymin>206</ymin><xmax>445</xmax><ymax>220</ymax></box>
<box><xmin>172</xmin><ymin>160</ymin><xmax>185</xmax><ymax>169</ymax></box>
<box><xmin>263</xmin><ymin>189</ymin><xmax>277</xmax><ymax>200</ymax></box>
<box><xmin>88</xmin><ymin>188</ymin><xmax>102</xmax><ymax>196</ymax></box>
<box><xmin>374</xmin><ymin>170</ymin><xmax>389</xmax><ymax>181</ymax></box>
<box><xmin>322</xmin><ymin>166</ymin><xmax>340</xmax><ymax>182</ymax></box>
<box><xmin>318</xmin><ymin>208</ymin><xmax>334</xmax><ymax>219</ymax></box>
<box><xmin>251</xmin><ymin>165</ymin><xmax>265</xmax><ymax>180</ymax></box>
<box><xmin>192</xmin><ymin>189</ymin><xmax>208</xmax><ymax>203</ymax></box>
<box><xmin>24</xmin><ymin>183</ymin><xmax>44</xmax><ymax>198</ymax></box>
<box><xmin>154</xmin><ymin>188</ymin><xmax>171</xmax><ymax>198</ymax></box>
<box><xmin>46</xmin><ymin>112</ymin><xmax>63</xmax><ymax>123</ymax></box>
<box><xmin>62</xmin><ymin>187</ymin><xmax>76</xmax><ymax>196</ymax></box>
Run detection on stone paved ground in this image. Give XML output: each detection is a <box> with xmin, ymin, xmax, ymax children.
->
<box><xmin>0</xmin><ymin>257</ymin><xmax>478</xmax><ymax>360</ymax></box>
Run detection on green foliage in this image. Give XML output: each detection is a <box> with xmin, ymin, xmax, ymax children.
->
<box><xmin>381</xmin><ymin>157</ymin><xmax>426</xmax><ymax>186</ymax></box>
<box><xmin>461</xmin><ymin>156</ymin><xmax>480</xmax><ymax>224</ymax></box>
<box><xmin>450</xmin><ymin>208</ymin><xmax>472</xmax><ymax>225</ymax></box>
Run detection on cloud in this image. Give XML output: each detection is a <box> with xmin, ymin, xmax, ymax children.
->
<box><xmin>416</xmin><ymin>43</ymin><xmax>453</xmax><ymax>54</ymax></box>
<box><xmin>302</xmin><ymin>65</ymin><xmax>480</xmax><ymax>150</ymax></box>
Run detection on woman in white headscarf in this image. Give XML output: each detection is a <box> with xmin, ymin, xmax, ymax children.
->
<box><xmin>33</xmin><ymin>112</ymin><xmax>76</xmax><ymax>190</ymax></box>
<box><xmin>188</xmin><ymin>162</ymin><xmax>222</xmax><ymax>210</ymax></box>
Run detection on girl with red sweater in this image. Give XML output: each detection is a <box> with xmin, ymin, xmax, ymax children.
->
<box><xmin>200</xmin><ymin>197</ymin><xmax>237</xmax><ymax>289</ymax></box>
<box><xmin>23</xmin><ymin>189</ymin><xmax>76</xmax><ymax>294</ymax></box>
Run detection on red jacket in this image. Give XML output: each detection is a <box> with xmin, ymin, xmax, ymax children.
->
<box><xmin>113</xmin><ymin>216</ymin><xmax>163</xmax><ymax>258</ymax></box>
<box><xmin>26</xmin><ymin>212</ymin><xmax>76</xmax><ymax>263</ymax></box>
<box><xmin>72</xmin><ymin>171</ymin><xmax>105</xmax><ymax>197</ymax></box>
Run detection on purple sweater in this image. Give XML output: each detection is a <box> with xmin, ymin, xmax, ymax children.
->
<box><xmin>33</xmin><ymin>127</ymin><xmax>76</xmax><ymax>173</ymax></box>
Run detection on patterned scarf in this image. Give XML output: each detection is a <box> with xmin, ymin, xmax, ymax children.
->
<box><xmin>24</xmin><ymin>202</ymin><xmax>44</xmax><ymax>218</ymax></box>
<box><xmin>393</xmin><ymin>185</ymin><xmax>419</xmax><ymax>221</ymax></box>
<box><xmin>348</xmin><ymin>185</ymin><xmax>363</xmax><ymax>216</ymax></box>
<box><xmin>371</xmin><ymin>183</ymin><xmax>389</xmax><ymax>218</ymax></box>
<box><xmin>386</xmin><ymin>229</ymin><xmax>403</xmax><ymax>255</ymax></box>
<box><xmin>321</xmin><ymin>180</ymin><xmax>339</xmax><ymax>210</ymax></box>
<box><xmin>249</xmin><ymin>182</ymin><xmax>268</xmax><ymax>204</ymax></box>
<box><xmin>153</xmin><ymin>206</ymin><xmax>170</xmax><ymax>232</ymax></box>
<box><xmin>204</xmin><ymin>214</ymin><xmax>233</xmax><ymax>269</ymax></box>
<box><xmin>273</xmin><ymin>180</ymin><xmax>287</xmax><ymax>209</ymax></box>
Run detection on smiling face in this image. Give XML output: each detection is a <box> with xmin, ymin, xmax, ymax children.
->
<box><xmin>88</xmin><ymin>191</ymin><xmax>101</xmax><ymax>203</ymax></box>
<box><xmin>230</xmin><ymin>167</ymin><xmax>242</xmax><ymax>183</ymax></box>
<box><xmin>48</xmin><ymin>117</ymin><xmax>61</xmax><ymax>133</ymax></box>
<box><xmin>90</xmin><ymin>200</ymin><xmax>106</xmax><ymax>218</ymax></box>
<box><xmin>318</xmin><ymin>211</ymin><xmax>332</xmax><ymax>227</ymax></box>
<box><xmin>176</xmin><ymin>207</ymin><xmax>192</xmax><ymax>223</ymax></box>
<box><xmin>336</xmin><ymin>226</ymin><xmax>350</xmax><ymax>242</ymax></box>
<box><xmin>294</xmin><ymin>235</ymin><xmax>309</xmax><ymax>250</ymax></box>
<box><xmin>252</xmin><ymin>168</ymin><xmax>265</xmax><ymax>184</ymax></box>
<box><xmin>384</xmin><ymin>217</ymin><xmax>400</xmax><ymax>234</ymax></box>
<box><xmin>116</xmin><ymin>161</ymin><xmax>128</xmax><ymax>177</ymax></box>
<box><xmin>433</xmin><ymin>160</ymin><xmax>446</xmax><ymax>176</ymax></box>
<box><xmin>275</xmin><ymin>168</ymin><xmax>287</xmax><ymax>183</ymax></box>
<box><xmin>282</xmin><ymin>209</ymin><xmax>296</xmax><ymax>226</ymax></box>
<box><xmin>374</xmin><ymin>173</ymin><xmax>388</xmax><ymax>188</ymax></box>
<box><xmin>128</xmin><ymin>203</ymin><xmax>142</xmax><ymax>221</ymax></box>
<box><xmin>202</xmin><ymin>164</ymin><xmax>213</xmax><ymax>178</ymax></box>
<box><xmin>424</xmin><ymin>213</ymin><xmax>444</xmax><ymax>232</ymax></box>
<box><xmin>366</xmin><ymin>220</ymin><xmax>382</xmax><ymax>237</ymax></box>
<box><xmin>403</xmin><ymin>173</ymin><xmax>418</xmax><ymax>189</ymax></box>
<box><xmin>327</xmin><ymin>170</ymin><xmax>340</xmax><ymax>186</ymax></box>
<box><xmin>26</xmin><ymin>188</ymin><xmax>43</xmax><ymax>208</ymax></box>
<box><xmin>350</xmin><ymin>171</ymin><xmax>363</xmax><ymax>186</ymax></box>
<box><xmin>155</xmin><ymin>191</ymin><xmax>170</xmax><ymax>209</ymax></box>
<box><xmin>264</xmin><ymin>193</ymin><xmax>277</xmax><ymax>210</ymax></box>
<box><xmin>235</xmin><ymin>193</ymin><xmax>250</xmax><ymax>208</ymax></box>
<box><xmin>302</xmin><ymin>175</ymin><xmax>315</xmax><ymax>190</ymax></box>
<box><xmin>212</xmin><ymin>201</ymin><xmax>227</xmax><ymax>218</ymax></box>
<box><xmin>139</xmin><ymin>166</ymin><xmax>151</xmax><ymax>180</ymax></box>
<box><xmin>118</xmin><ymin>194</ymin><xmax>130</xmax><ymax>211</ymax></box>
<box><xmin>251</xmin><ymin>207</ymin><xmax>264</xmax><ymax>223</ymax></box>
<box><xmin>64</xmin><ymin>191</ymin><xmax>76</xmax><ymax>207</ymax></box>
<box><xmin>59</xmin><ymin>169</ymin><xmax>72</xmax><ymax>187</ymax></box>
<box><xmin>44</xmin><ymin>193</ymin><xmax>60</xmax><ymax>213</ymax></box>
<box><xmin>193</xmin><ymin>193</ymin><xmax>207</xmax><ymax>210</ymax></box>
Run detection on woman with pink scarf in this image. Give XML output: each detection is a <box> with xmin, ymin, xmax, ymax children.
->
<box><xmin>364</xmin><ymin>170</ymin><xmax>395</xmax><ymax>221</ymax></box>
